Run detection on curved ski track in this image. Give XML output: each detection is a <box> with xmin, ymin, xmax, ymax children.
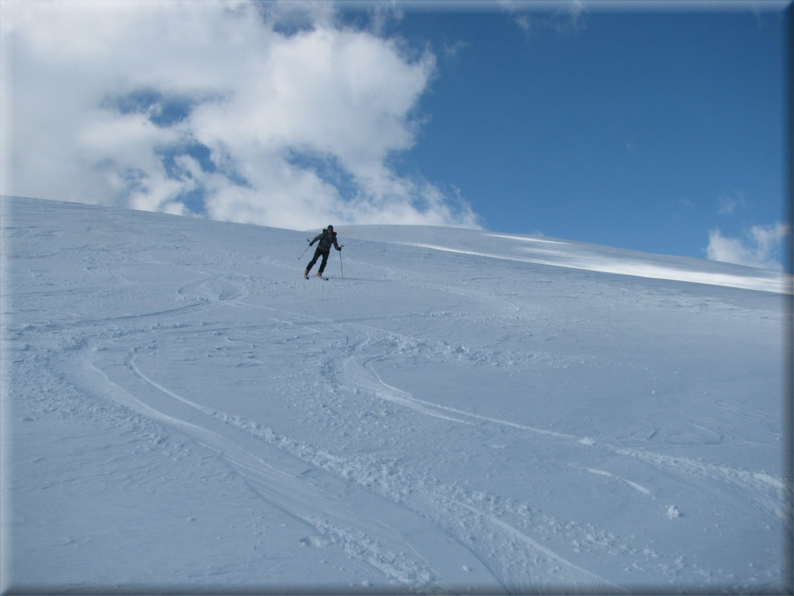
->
<box><xmin>38</xmin><ymin>269</ymin><xmax>786</xmax><ymax>593</ymax></box>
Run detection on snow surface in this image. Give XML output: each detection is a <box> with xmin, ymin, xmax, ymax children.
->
<box><xmin>1</xmin><ymin>196</ymin><xmax>791</xmax><ymax>594</ymax></box>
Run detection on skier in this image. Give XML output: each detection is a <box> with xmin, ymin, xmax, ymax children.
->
<box><xmin>304</xmin><ymin>225</ymin><xmax>342</xmax><ymax>278</ymax></box>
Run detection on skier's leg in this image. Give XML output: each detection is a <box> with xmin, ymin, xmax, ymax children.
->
<box><xmin>306</xmin><ymin>248</ymin><xmax>322</xmax><ymax>273</ymax></box>
<box><xmin>318</xmin><ymin>250</ymin><xmax>330</xmax><ymax>274</ymax></box>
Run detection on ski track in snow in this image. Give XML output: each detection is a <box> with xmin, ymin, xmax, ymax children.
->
<box><xmin>38</xmin><ymin>265</ymin><xmax>785</xmax><ymax>592</ymax></box>
<box><xmin>47</xmin><ymin>282</ymin><xmax>474</xmax><ymax>590</ymax></box>
<box><xmin>4</xmin><ymin>198</ymin><xmax>789</xmax><ymax>593</ymax></box>
<box><xmin>54</xmin><ymin>298</ymin><xmax>623</xmax><ymax>593</ymax></box>
<box><xmin>334</xmin><ymin>324</ymin><xmax>786</xmax><ymax>525</ymax></box>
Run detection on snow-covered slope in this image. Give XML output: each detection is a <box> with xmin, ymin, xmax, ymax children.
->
<box><xmin>341</xmin><ymin>225</ymin><xmax>792</xmax><ymax>294</ymax></box>
<box><xmin>2</xmin><ymin>196</ymin><xmax>790</xmax><ymax>594</ymax></box>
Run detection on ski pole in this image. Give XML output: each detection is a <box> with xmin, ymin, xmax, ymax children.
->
<box><xmin>298</xmin><ymin>240</ymin><xmax>311</xmax><ymax>259</ymax></box>
<box><xmin>339</xmin><ymin>246</ymin><xmax>344</xmax><ymax>278</ymax></box>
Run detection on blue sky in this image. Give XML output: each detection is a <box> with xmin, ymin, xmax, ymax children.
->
<box><xmin>1</xmin><ymin>1</ymin><xmax>790</xmax><ymax>271</ymax></box>
<box><xmin>385</xmin><ymin>6</ymin><xmax>790</xmax><ymax>268</ymax></box>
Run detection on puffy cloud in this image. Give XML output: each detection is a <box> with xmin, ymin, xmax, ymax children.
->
<box><xmin>0</xmin><ymin>0</ymin><xmax>478</xmax><ymax>229</ymax></box>
<box><xmin>706</xmin><ymin>223</ymin><xmax>791</xmax><ymax>271</ymax></box>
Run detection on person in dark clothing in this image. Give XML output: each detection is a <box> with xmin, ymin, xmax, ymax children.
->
<box><xmin>304</xmin><ymin>225</ymin><xmax>342</xmax><ymax>277</ymax></box>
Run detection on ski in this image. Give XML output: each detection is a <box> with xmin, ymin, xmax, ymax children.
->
<box><xmin>304</xmin><ymin>275</ymin><xmax>329</xmax><ymax>280</ymax></box>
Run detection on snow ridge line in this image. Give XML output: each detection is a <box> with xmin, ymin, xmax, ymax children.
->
<box><xmin>404</xmin><ymin>242</ymin><xmax>793</xmax><ymax>294</ymax></box>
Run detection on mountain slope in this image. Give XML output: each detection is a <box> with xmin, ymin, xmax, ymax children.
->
<box><xmin>1</xmin><ymin>196</ymin><xmax>790</xmax><ymax>594</ymax></box>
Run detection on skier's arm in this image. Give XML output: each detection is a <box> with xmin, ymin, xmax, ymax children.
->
<box><xmin>309</xmin><ymin>233</ymin><xmax>322</xmax><ymax>246</ymax></box>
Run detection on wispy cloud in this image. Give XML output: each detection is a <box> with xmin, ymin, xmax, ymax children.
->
<box><xmin>513</xmin><ymin>14</ymin><xmax>534</xmax><ymax>38</ymax></box>
<box><xmin>502</xmin><ymin>0</ymin><xmax>588</xmax><ymax>39</ymax></box>
<box><xmin>717</xmin><ymin>191</ymin><xmax>745</xmax><ymax>216</ymax></box>
<box><xmin>706</xmin><ymin>223</ymin><xmax>791</xmax><ymax>271</ymax></box>
<box><xmin>441</xmin><ymin>39</ymin><xmax>470</xmax><ymax>61</ymax></box>
<box><xmin>510</xmin><ymin>0</ymin><xmax>588</xmax><ymax>38</ymax></box>
<box><xmin>365</xmin><ymin>0</ymin><xmax>405</xmax><ymax>35</ymax></box>
<box><xmin>549</xmin><ymin>0</ymin><xmax>588</xmax><ymax>34</ymax></box>
<box><xmin>0</xmin><ymin>0</ymin><xmax>478</xmax><ymax>230</ymax></box>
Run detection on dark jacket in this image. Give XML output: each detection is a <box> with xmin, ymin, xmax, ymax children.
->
<box><xmin>310</xmin><ymin>229</ymin><xmax>340</xmax><ymax>252</ymax></box>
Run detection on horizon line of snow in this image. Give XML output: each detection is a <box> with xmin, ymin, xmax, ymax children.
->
<box><xmin>404</xmin><ymin>243</ymin><xmax>793</xmax><ymax>294</ymax></box>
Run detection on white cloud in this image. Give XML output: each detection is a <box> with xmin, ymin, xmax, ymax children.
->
<box><xmin>556</xmin><ymin>0</ymin><xmax>588</xmax><ymax>33</ymax></box>
<box><xmin>506</xmin><ymin>0</ymin><xmax>587</xmax><ymax>39</ymax></box>
<box><xmin>706</xmin><ymin>223</ymin><xmax>791</xmax><ymax>271</ymax></box>
<box><xmin>514</xmin><ymin>14</ymin><xmax>533</xmax><ymax>37</ymax></box>
<box><xmin>0</xmin><ymin>0</ymin><xmax>478</xmax><ymax>230</ymax></box>
<box><xmin>717</xmin><ymin>191</ymin><xmax>745</xmax><ymax>216</ymax></box>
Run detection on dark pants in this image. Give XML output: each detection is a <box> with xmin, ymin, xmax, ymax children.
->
<box><xmin>306</xmin><ymin>248</ymin><xmax>330</xmax><ymax>274</ymax></box>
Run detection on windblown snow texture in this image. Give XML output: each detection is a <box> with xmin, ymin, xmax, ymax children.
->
<box><xmin>1</xmin><ymin>196</ymin><xmax>790</xmax><ymax>594</ymax></box>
